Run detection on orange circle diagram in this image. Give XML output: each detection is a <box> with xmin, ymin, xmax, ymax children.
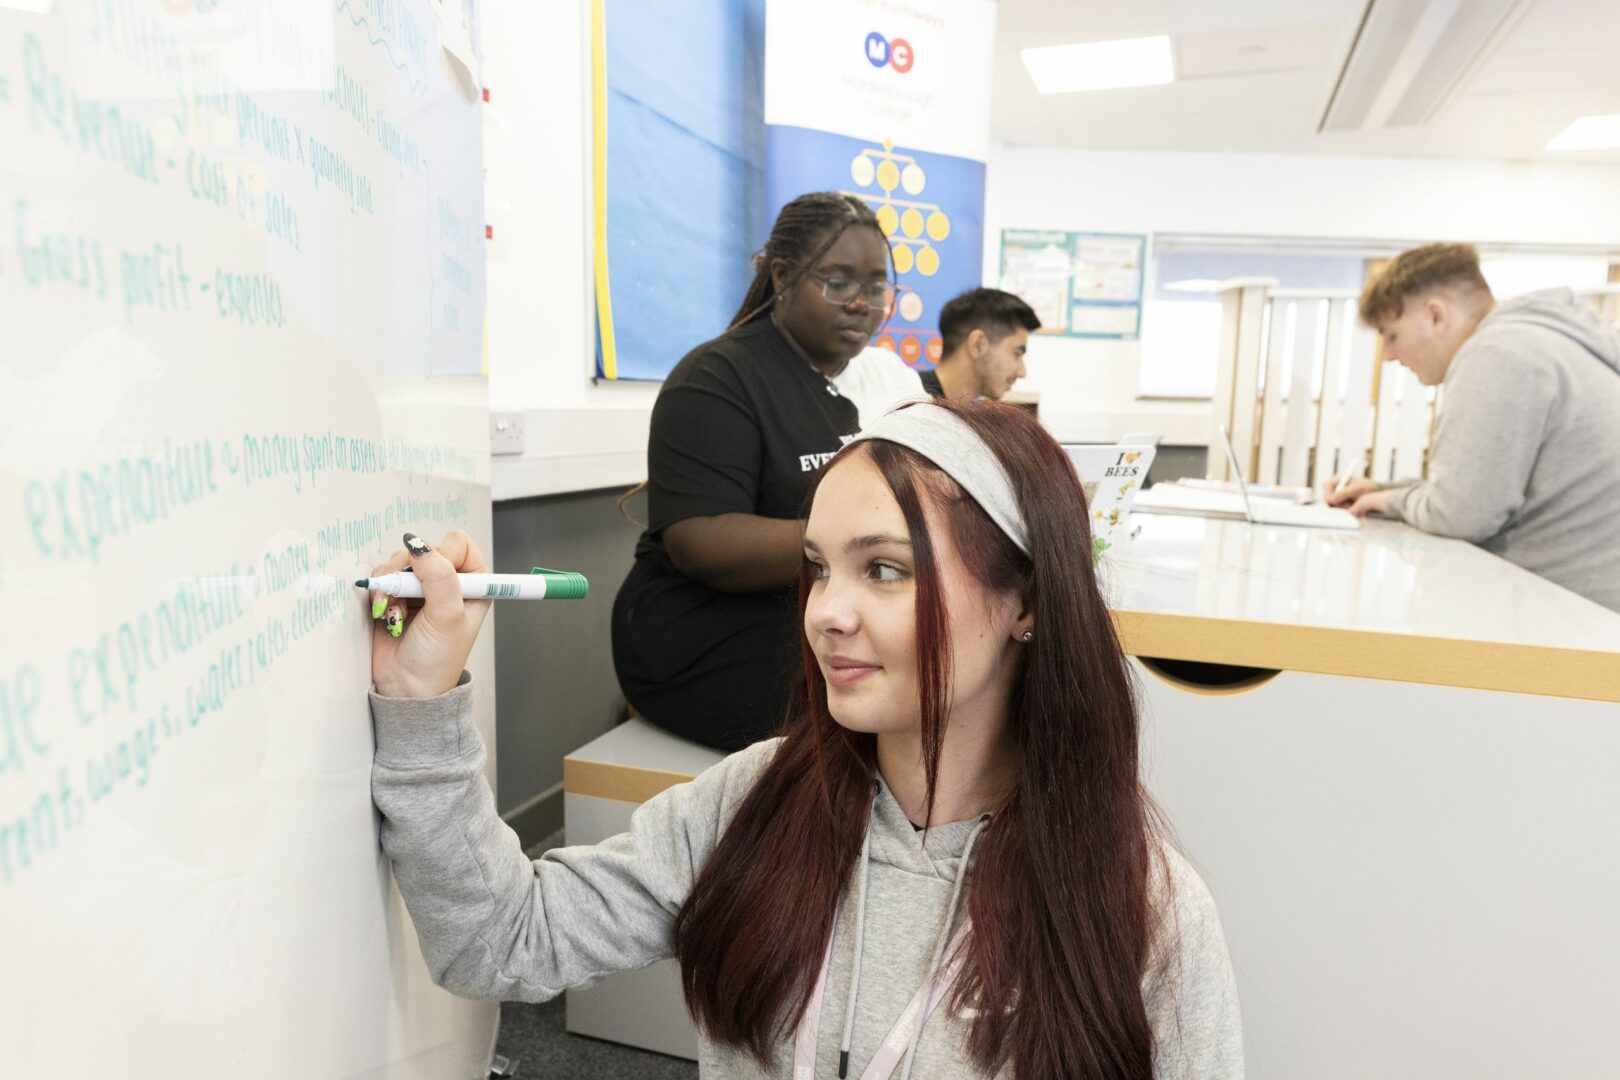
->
<box><xmin>874</xmin><ymin>334</ymin><xmax>897</xmax><ymax>353</ymax></box>
<box><xmin>900</xmin><ymin>336</ymin><xmax>922</xmax><ymax>363</ymax></box>
<box><xmin>926</xmin><ymin>337</ymin><xmax>943</xmax><ymax>362</ymax></box>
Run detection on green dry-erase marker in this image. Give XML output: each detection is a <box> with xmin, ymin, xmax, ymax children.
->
<box><xmin>354</xmin><ymin>567</ymin><xmax>589</xmax><ymax>600</ymax></box>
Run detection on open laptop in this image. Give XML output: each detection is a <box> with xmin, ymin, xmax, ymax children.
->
<box><xmin>1218</xmin><ymin>426</ymin><xmax>1359</xmax><ymax>530</ymax></box>
<box><xmin>1062</xmin><ymin>444</ymin><xmax>1157</xmax><ymax>552</ymax></box>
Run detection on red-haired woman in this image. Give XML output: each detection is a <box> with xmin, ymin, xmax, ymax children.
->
<box><xmin>365</xmin><ymin>399</ymin><xmax>1243</xmax><ymax>1078</ymax></box>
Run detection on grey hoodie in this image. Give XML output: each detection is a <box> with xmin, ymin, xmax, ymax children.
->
<box><xmin>1386</xmin><ymin>287</ymin><xmax>1620</xmax><ymax>612</ymax></box>
<box><xmin>370</xmin><ymin>676</ymin><xmax>1244</xmax><ymax>1078</ymax></box>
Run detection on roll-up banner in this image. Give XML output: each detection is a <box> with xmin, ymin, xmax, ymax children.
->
<box><xmin>764</xmin><ymin>1</ymin><xmax>997</xmax><ymax>370</ymax></box>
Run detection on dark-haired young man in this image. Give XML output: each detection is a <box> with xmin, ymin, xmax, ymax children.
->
<box><xmin>1324</xmin><ymin>242</ymin><xmax>1620</xmax><ymax>612</ymax></box>
<box><xmin>923</xmin><ymin>287</ymin><xmax>1041</xmax><ymax>400</ymax></box>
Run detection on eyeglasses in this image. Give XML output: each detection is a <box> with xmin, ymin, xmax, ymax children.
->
<box><xmin>791</xmin><ymin>265</ymin><xmax>897</xmax><ymax>311</ymax></box>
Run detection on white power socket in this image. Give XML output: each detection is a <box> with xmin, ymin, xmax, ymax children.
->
<box><xmin>490</xmin><ymin>412</ymin><xmax>526</xmax><ymax>455</ymax></box>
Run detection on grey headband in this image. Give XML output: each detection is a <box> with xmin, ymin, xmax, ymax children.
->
<box><xmin>847</xmin><ymin>403</ymin><xmax>1030</xmax><ymax>554</ymax></box>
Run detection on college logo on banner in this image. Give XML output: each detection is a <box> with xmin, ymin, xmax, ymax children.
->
<box><xmin>766</xmin><ymin>0</ymin><xmax>996</xmax><ymax>371</ymax></box>
<box><xmin>863</xmin><ymin>32</ymin><xmax>914</xmax><ymax>73</ymax></box>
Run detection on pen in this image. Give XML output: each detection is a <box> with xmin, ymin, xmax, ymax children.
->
<box><xmin>1332</xmin><ymin>459</ymin><xmax>1364</xmax><ymax>497</ymax></box>
<box><xmin>355</xmin><ymin>567</ymin><xmax>589</xmax><ymax>600</ymax></box>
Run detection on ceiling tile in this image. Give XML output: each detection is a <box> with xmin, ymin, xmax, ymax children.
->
<box><xmin>1176</xmin><ymin>22</ymin><xmax>1343</xmax><ymax>78</ymax></box>
<box><xmin>988</xmin><ymin>0</ymin><xmax>1620</xmax><ymax>162</ymax></box>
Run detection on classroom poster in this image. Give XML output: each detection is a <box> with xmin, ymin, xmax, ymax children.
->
<box><xmin>764</xmin><ymin>0</ymin><xmax>997</xmax><ymax>371</ymax></box>
<box><xmin>592</xmin><ymin>0</ymin><xmax>766</xmax><ymax>381</ymax></box>
<box><xmin>999</xmin><ymin>229</ymin><xmax>1148</xmax><ymax>339</ymax></box>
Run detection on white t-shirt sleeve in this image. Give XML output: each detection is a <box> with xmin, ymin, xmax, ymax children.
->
<box><xmin>832</xmin><ymin>347</ymin><xmax>928</xmax><ymax>429</ymax></box>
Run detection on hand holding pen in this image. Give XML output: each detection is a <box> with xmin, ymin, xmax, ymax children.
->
<box><xmin>365</xmin><ymin>532</ymin><xmax>496</xmax><ymax>700</ymax></box>
<box><xmin>1323</xmin><ymin>460</ymin><xmax>1376</xmax><ymax>508</ymax></box>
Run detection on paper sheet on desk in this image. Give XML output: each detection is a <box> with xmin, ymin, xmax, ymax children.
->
<box><xmin>1177</xmin><ymin>478</ymin><xmax>1315</xmax><ymax>503</ymax></box>
<box><xmin>1135</xmin><ymin>483</ymin><xmax>1362</xmax><ymax>530</ymax></box>
<box><xmin>1132</xmin><ymin>483</ymin><xmax>1249</xmax><ymax>520</ymax></box>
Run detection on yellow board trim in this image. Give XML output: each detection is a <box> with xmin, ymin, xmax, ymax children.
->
<box><xmin>564</xmin><ymin>757</ymin><xmax>697</xmax><ymax>804</ymax></box>
<box><xmin>590</xmin><ymin>0</ymin><xmax>618</xmax><ymax>379</ymax></box>
<box><xmin>1113</xmin><ymin>610</ymin><xmax>1620</xmax><ymax>704</ymax></box>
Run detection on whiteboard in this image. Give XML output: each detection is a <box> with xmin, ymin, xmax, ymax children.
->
<box><xmin>0</xmin><ymin>2</ymin><xmax>496</xmax><ymax>1077</ymax></box>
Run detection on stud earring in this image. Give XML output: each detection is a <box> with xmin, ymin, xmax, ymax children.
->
<box><xmin>1020</xmin><ymin>629</ymin><xmax>1034</xmax><ymax>643</ymax></box>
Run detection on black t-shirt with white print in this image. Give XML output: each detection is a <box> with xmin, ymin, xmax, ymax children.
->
<box><xmin>611</xmin><ymin>316</ymin><xmax>858</xmax><ymax>749</ymax></box>
<box><xmin>637</xmin><ymin>316</ymin><xmax>858</xmax><ymax>552</ymax></box>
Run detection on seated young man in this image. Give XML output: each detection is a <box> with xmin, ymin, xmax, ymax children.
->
<box><xmin>1326</xmin><ymin>243</ymin><xmax>1620</xmax><ymax>613</ymax></box>
<box><xmin>921</xmin><ymin>287</ymin><xmax>1040</xmax><ymax>401</ymax></box>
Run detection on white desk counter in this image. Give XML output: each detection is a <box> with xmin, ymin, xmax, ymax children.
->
<box><xmin>1107</xmin><ymin>514</ymin><xmax>1620</xmax><ymax>700</ymax></box>
<box><xmin>1107</xmin><ymin>514</ymin><xmax>1620</xmax><ymax>1079</ymax></box>
<box><xmin>559</xmin><ymin>517</ymin><xmax>1620</xmax><ymax>1074</ymax></box>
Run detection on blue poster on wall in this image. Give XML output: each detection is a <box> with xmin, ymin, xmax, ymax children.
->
<box><xmin>764</xmin><ymin>126</ymin><xmax>984</xmax><ymax>368</ymax></box>
<box><xmin>593</xmin><ymin>0</ymin><xmax>766</xmax><ymax>381</ymax></box>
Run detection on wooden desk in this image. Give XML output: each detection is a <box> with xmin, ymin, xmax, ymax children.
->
<box><xmin>1108</xmin><ymin>514</ymin><xmax>1620</xmax><ymax>1079</ymax></box>
<box><xmin>1108</xmin><ymin>513</ymin><xmax>1620</xmax><ymax>700</ymax></box>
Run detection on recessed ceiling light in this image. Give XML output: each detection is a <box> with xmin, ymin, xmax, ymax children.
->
<box><xmin>1546</xmin><ymin>115</ymin><xmax>1620</xmax><ymax>151</ymax></box>
<box><xmin>1020</xmin><ymin>35</ymin><xmax>1175</xmax><ymax>95</ymax></box>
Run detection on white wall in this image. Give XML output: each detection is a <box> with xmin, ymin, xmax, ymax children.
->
<box><xmin>485</xmin><ymin>0</ymin><xmax>655</xmax><ymax>499</ymax></box>
<box><xmin>985</xmin><ymin>145</ymin><xmax>1620</xmax><ymax>443</ymax></box>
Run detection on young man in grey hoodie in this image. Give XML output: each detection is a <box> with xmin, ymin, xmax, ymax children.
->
<box><xmin>1326</xmin><ymin>243</ymin><xmax>1620</xmax><ymax>613</ymax></box>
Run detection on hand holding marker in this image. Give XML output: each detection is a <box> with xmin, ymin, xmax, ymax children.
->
<box><xmin>358</xmin><ymin>567</ymin><xmax>589</xmax><ymax>603</ymax></box>
<box><xmin>359</xmin><ymin>533</ymin><xmax>589</xmax><ymax>632</ymax></box>
<box><xmin>362</xmin><ymin>532</ymin><xmax>589</xmax><ymax>700</ymax></box>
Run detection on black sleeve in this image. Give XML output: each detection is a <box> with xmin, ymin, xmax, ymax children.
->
<box><xmin>646</xmin><ymin>355</ymin><xmax>762</xmax><ymax>533</ymax></box>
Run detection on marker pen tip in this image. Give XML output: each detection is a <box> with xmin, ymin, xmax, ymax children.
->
<box><xmin>354</xmin><ymin>579</ymin><xmax>368</xmax><ymax>588</ymax></box>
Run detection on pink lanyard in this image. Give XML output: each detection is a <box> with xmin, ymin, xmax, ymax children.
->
<box><xmin>792</xmin><ymin>919</ymin><xmax>973</xmax><ymax>1080</ymax></box>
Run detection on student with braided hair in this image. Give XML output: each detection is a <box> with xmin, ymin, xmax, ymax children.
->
<box><xmin>611</xmin><ymin>192</ymin><xmax>898</xmax><ymax>750</ymax></box>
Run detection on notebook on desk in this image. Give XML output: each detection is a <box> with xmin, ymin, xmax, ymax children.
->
<box><xmin>1062</xmin><ymin>444</ymin><xmax>1157</xmax><ymax>553</ymax></box>
<box><xmin>1134</xmin><ymin>484</ymin><xmax>1264</xmax><ymax>519</ymax></box>
<box><xmin>1218</xmin><ymin>425</ymin><xmax>1359</xmax><ymax>530</ymax></box>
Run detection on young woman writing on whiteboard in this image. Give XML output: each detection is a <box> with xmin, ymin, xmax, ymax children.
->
<box><xmin>366</xmin><ymin>399</ymin><xmax>1244</xmax><ymax>1078</ymax></box>
<box><xmin>611</xmin><ymin>191</ymin><xmax>897</xmax><ymax>752</ymax></box>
